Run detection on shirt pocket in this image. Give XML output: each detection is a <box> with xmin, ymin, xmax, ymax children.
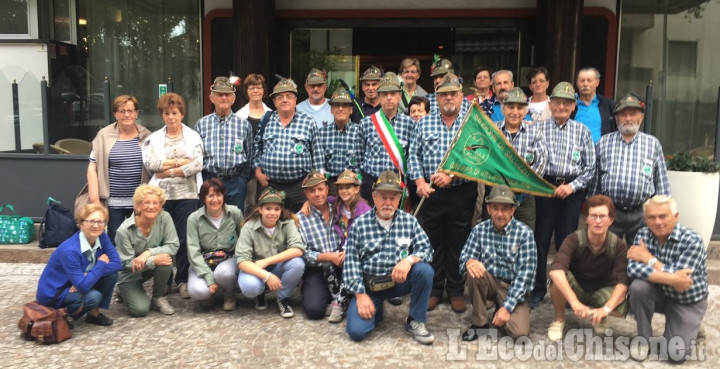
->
<box><xmin>262</xmin><ymin>133</ymin><xmax>277</xmax><ymax>153</ymax></box>
<box><xmin>291</xmin><ymin>134</ymin><xmax>310</xmax><ymax>156</ymax></box>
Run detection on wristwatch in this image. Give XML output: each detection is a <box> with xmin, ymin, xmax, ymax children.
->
<box><xmin>603</xmin><ymin>306</ymin><xmax>611</xmax><ymax>314</ymax></box>
<box><xmin>647</xmin><ymin>258</ymin><xmax>658</xmax><ymax>268</ymax></box>
<box><xmin>405</xmin><ymin>256</ymin><xmax>415</xmax><ymax>265</ymax></box>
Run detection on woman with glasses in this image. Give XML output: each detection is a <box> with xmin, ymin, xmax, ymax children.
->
<box><xmin>115</xmin><ymin>184</ymin><xmax>180</xmax><ymax>317</ymax></box>
<box><xmin>36</xmin><ymin>204</ymin><xmax>122</xmax><ymax>327</ymax></box>
<box><xmin>85</xmin><ymin>95</ymin><xmax>152</xmax><ymax>243</ymax></box>
<box><xmin>143</xmin><ymin>92</ymin><xmax>204</xmax><ymax>299</ymax></box>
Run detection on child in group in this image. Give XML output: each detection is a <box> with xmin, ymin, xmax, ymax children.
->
<box><xmin>236</xmin><ymin>187</ymin><xmax>306</xmax><ymax>318</ymax></box>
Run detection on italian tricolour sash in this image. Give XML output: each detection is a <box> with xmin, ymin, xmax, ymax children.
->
<box><xmin>370</xmin><ymin>110</ymin><xmax>407</xmax><ymax>177</ymax></box>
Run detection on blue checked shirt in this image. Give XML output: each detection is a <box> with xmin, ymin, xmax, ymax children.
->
<box><xmin>536</xmin><ymin>118</ymin><xmax>596</xmax><ymax>192</ymax></box>
<box><xmin>497</xmin><ymin>120</ymin><xmax>548</xmax><ymax>177</ymax></box>
<box><xmin>253</xmin><ymin>110</ymin><xmax>325</xmax><ymax>182</ymax></box>
<box><xmin>194</xmin><ymin>112</ymin><xmax>254</xmax><ymax>172</ymax></box>
<box><xmin>318</xmin><ymin>121</ymin><xmax>362</xmax><ymax>176</ymax></box>
<box><xmin>590</xmin><ymin>131</ymin><xmax>670</xmax><ymax>207</ymax></box>
<box><xmin>358</xmin><ymin>111</ymin><xmax>415</xmax><ymax>177</ymax></box>
<box><xmin>343</xmin><ymin>209</ymin><xmax>433</xmax><ymax>294</ymax></box>
<box><xmin>408</xmin><ymin>104</ymin><xmax>470</xmax><ymax>186</ymax></box>
<box><xmin>628</xmin><ymin>225</ymin><xmax>708</xmax><ymax>304</ymax></box>
<box><xmin>297</xmin><ymin>205</ymin><xmax>342</xmax><ymax>267</ymax></box>
<box><xmin>459</xmin><ymin>218</ymin><xmax>537</xmax><ymax>312</ymax></box>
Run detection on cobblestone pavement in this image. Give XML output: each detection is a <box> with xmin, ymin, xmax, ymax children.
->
<box><xmin>1</xmin><ymin>263</ymin><xmax>717</xmax><ymax>368</ymax></box>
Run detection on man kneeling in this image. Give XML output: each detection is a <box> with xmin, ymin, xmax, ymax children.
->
<box><xmin>343</xmin><ymin>171</ymin><xmax>435</xmax><ymax>344</ymax></box>
<box><xmin>547</xmin><ymin>195</ymin><xmax>628</xmax><ymax>341</ymax></box>
<box><xmin>459</xmin><ymin>186</ymin><xmax>537</xmax><ymax>341</ymax></box>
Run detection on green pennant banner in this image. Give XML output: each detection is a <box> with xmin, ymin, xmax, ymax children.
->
<box><xmin>439</xmin><ymin>103</ymin><xmax>556</xmax><ymax>197</ymax></box>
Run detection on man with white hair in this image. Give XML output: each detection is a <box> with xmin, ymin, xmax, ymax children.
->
<box><xmin>627</xmin><ymin>195</ymin><xmax>708</xmax><ymax>363</ymax></box>
<box><xmin>489</xmin><ymin>70</ymin><xmax>515</xmax><ymax>122</ymax></box>
<box><xmin>590</xmin><ymin>93</ymin><xmax>670</xmax><ymax>244</ymax></box>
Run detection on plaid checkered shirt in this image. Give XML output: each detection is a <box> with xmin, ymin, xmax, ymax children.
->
<box><xmin>252</xmin><ymin>110</ymin><xmax>325</xmax><ymax>182</ymax></box>
<box><xmin>459</xmin><ymin>217</ymin><xmax>537</xmax><ymax>312</ymax></box>
<box><xmin>343</xmin><ymin>209</ymin><xmax>433</xmax><ymax>294</ymax></box>
<box><xmin>590</xmin><ymin>131</ymin><xmax>670</xmax><ymax>207</ymax></box>
<box><xmin>536</xmin><ymin>118</ymin><xmax>596</xmax><ymax>192</ymax></box>
<box><xmin>297</xmin><ymin>205</ymin><xmax>342</xmax><ymax>267</ymax></box>
<box><xmin>628</xmin><ymin>225</ymin><xmax>708</xmax><ymax>304</ymax></box>
<box><xmin>496</xmin><ymin>120</ymin><xmax>548</xmax><ymax>177</ymax></box>
<box><xmin>194</xmin><ymin>112</ymin><xmax>254</xmax><ymax>173</ymax></box>
<box><xmin>408</xmin><ymin>104</ymin><xmax>470</xmax><ymax>186</ymax></box>
<box><xmin>358</xmin><ymin>111</ymin><xmax>415</xmax><ymax>177</ymax></box>
<box><xmin>318</xmin><ymin>121</ymin><xmax>362</xmax><ymax>176</ymax></box>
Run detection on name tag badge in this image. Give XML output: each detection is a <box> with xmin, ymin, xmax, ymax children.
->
<box><xmin>293</xmin><ymin>143</ymin><xmax>305</xmax><ymax>154</ymax></box>
<box><xmin>571</xmin><ymin>150</ymin><xmax>581</xmax><ymax>163</ymax></box>
<box><xmin>511</xmin><ymin>244</ymin><xmax>519</xmax><ymax>253</ymax></box>
<box><xmin>642</xmin><ymin>165</ymin><xmax>652</xmax><ymax>177</ymax></box>
<box><xmin>524</xmin><ymin>151</ymin><xmax>536</xmax><ymax>165</ymax></box>
<box><xmin>397</xmin><ymin>237</ymin><xmax>411</xmax><ymax>248</ymax></box>
<box><xmin>234</xmin><ymin>140</ymin><xmax>243</xmax><ymax>154</ymax></box>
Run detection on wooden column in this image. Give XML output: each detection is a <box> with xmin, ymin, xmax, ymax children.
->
<box><xmin>233</xmin><ymin>0</ymin><xmax>275</xmax><ymax>106</ymax></box>
<box><xmin>535</xmin><ymin>0</ymin><xmax>583</xmax><ymax>85</ymax></box>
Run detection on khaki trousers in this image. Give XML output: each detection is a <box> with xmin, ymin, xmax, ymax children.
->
<box><xmin>468</xmin><ymin>271</ymin><xmax>531</xmax><ymax>339</ymax></box>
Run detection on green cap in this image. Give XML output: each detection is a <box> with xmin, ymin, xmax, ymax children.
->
<box><xmin>372</xmin><ymin>170</ymin><xmax>403</xmax><ymax>193</ymax></box>
<box><xmin>484</xmin><ymin>185</ymin><xmax>516</xmax><ymax>206</ymax></box>
<box><xmin>329</xmin><ymin>86</ymin><xmax>353</xmax><ymax>105</ymax></box>
<box><xmin>614</xmin><ymin>93</ymin><xmax>645</xmax><ymax>114</ymax></box>
<box><xmin>270</xmin><ymin>78</ymin><xmax>298</xmax><ymax>98</ymax></box>
<box><xmin>335</xmin><ymin>169</ymin><xmax>360</xmax><ymax>186</ymax></box>
<box><xmin>301</xmin><ymin>170</ymin><xmax>327</xmax><ymax>188</ymax></box>
<box><xmin>306</xmin><ymin>68</ymin><xmax>327</xmax><ymax>85</ymax></box>
<box><xmin>210</xmin><ymin>76</ymin><xmax>236</xmax><ymax>93</ymax></box>
<box><xmin>377</xmin><ymin>72</ymin><xmax>401</xmax><ymax>93</ymax></box>
<box><xmin>258</xmin><ymin>187</ymin><xmax>285</xmax><ymax>206</ymax></box>
<box><xmin>429</xmin><ymin>58</ymin><xmax>454</xmax><ymax>78</ymax></box>
<box><xmin>360</xmin><ymin>65</ymin><xmax>383</xmax><ymax>81</ymax></box>
<box><xmin>502</xmin><ymin>87</ymin><xmax>528</xmax><ymax>105</ymax></box>
<box><xmin>435</xmin><ymin>72</ymin><xmax>463</xmax><ymax>93</ymax></box>
<box><xmin>550</xmin><ymin>82</ymin><xmax>576</xmax><ymax>100</ymax></box>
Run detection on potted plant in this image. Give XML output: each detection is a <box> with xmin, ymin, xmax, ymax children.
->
<box><xmin>666</xmin><ymin>151</ymin><xmax>720</xmax><ymax>247</ymax></box>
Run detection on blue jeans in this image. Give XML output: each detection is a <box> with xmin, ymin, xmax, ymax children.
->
<box><xmin>238</xmin><ymin>257</ymin><xmax>305</xmax><ymax>300</ymax></box>
<box><xmin>61</xmin><ymin>272</ymin><xmax>118</xmax><ymax>319</ymax></box>
<box><xmin>108</xmin><ymin>207</ymin><xmax>134</xmax><ymax>245</ymax></box>
<box><xmin>346</xmin><ymin>262</ymin><xmax>433</xmax><ymax>342</ymax></box>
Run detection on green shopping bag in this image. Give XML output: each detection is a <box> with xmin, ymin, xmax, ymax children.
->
<box><xmin>0</xmin><ymin>204</ymin><xmax>34</xmax><ymax>244</ymax></box>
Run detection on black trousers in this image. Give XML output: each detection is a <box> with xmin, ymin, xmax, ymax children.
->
<box><xmin>533</xmin><ymin>190</ymin><xmax>582</xmax><ymax>297</ymax></box>
<box><xmin>418</xmin><ymin>182</ymin><xmax>477</xmax><ymax>299</ymax></box>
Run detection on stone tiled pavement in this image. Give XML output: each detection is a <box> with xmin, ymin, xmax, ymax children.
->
<box><xmin>1</xmin><ymin>263</ymin><xmax>718</xmax><ymax>369</ymax></box>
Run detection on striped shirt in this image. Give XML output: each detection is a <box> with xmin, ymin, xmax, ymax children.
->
<box><xmin>358</xmin><ymin>111</ymin><xmax>415</xmax><ymax>177</ymax></box>
<box><xmin>497</xmin><ymin>120</ymin><xmax>548</xmax><ymax>176</ymax></box>
<box><xmin>343</xmin><ymin>209</ymin><xmax>433</xmax><ymax>294</ymax></box>
<box><xmin>297</xmin><ymin>205</ymin><xmax>342</xmax><ymax>267</ymax></box>
<box><xmin>628</xmin><ymin>225</ymin><xmax>708</xmax><ymax>304</ymax></box>
<box><xmin>91</xmin><ymin>138</ymin><xmax>143</xmax><ymax>208</ymax></box>
<box><xmin>590</xmin><ymin>131</ymin><xmax>670</xmax><ymax>207</ymax></box>
<box><xmin>194</xmin><ymin>112</ymin><xmax>254</xmax><ymax>173</ymax></box>
<box><xmin>408</xmin><ymin>104</ymin><xmax>470</xmax><ymax>186</ymax></box>
<box><xmin>253</xmin><ymin>110</ymin><xmax>325</xmax><ymax>182</ymax></box>
<box><xmin>536</xmin><ymin>118</ymin><xmax>596</xmax><ymax>192</ymax></box>
<box><xmin>459</xmin><ymin>218</ymin><xmax>537</xmax><ymax>312</ymax></box>
<box><xmin>318</xmin><ymin>122</ymin><xmax>362</xmax><ymax>176</ymax></box>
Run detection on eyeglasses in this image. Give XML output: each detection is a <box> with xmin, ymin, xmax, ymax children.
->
<box><xmin>588</xmin><ymin>214</ymin><xmax>609</xmax><ymax>222</ymax></box>
<box><xmin>402</xmin><ymin>70</ymin><xmax>418</xmax><ymax>75</ymax></box>
<box><xmin>83</xmin><ymin>220</ymin><xmax>106</xmax><ymax>226</ymax></box>
<box><xmin>116</xmin><ymin>109</ymin><xmax>136</xmax><ymax>115</ymax></box>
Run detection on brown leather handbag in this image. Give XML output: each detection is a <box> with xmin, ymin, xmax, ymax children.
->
<box><xmin>18</xmin><ymin>302</ymin><xmax>72</xmax><ymax>345</ymax></box>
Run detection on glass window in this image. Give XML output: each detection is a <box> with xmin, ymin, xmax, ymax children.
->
<box><xmin>53</xmin><ymin>0</ymin><xmax>74</xmax><ymax>43</ymax></box>
<box><xmin>617</xmin><ymin>0</ymin><xmax>720</xmax><ymax>154</ymax></box>
<box><xmin>290</xmin><ymin>29</ymin><xmax>354</xmax><ymax>101</ymax></box>
<box><xmin>0</xmin><ymin>0</ymin><xmax>38</xmax><ymax>39</ymax></box>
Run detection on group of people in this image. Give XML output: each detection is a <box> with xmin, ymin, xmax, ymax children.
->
<box><xmin>34</xmin><ymin>57</ymin><xmax>707</xmax><ymax>362</ymax></box>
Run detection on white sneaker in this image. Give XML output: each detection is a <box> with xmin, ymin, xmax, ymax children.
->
<box><xmin>404</xmin><ymin>320</ymin><xmax>435</xmax><ymax>345</ymax></box>
<box><xmin>547</xmin><ymin>320</ymin><xmax>564</xmax><ymax>341</ymax></box>
<box><xmin>223</xmin><ymin>294</ymin><xmax>237</xmax><ymax>311</ymax></box>
<box><xmin>178</xmin><ymin>283</ymin><xmax>190</xmax><ymax>299</ymax></box>
<box><xmin>328</xmin><ymin>301</ymin><xmax>344</xmax><ymax>323</ymax></box>
<box><xmin>697</xmin><ymin>322</ymin><xmax>707</xmax><ymax>340</ymax></box>
<box><xmin>152</xmin><ymin>296</ymin><xmax>175</xmax><ymax>315</ymax></box>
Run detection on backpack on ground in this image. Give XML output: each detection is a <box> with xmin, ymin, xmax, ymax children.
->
<box><xmin>39</xmin><ymin>197</ymin><xmax>77</xmax><ymax>249</ymax></box>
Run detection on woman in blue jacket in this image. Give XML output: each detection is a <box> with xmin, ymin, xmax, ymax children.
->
<box><xmin>36</xmin><ymin>203</ymin><xmax>122</xmax><ymax>326</ymax></box>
